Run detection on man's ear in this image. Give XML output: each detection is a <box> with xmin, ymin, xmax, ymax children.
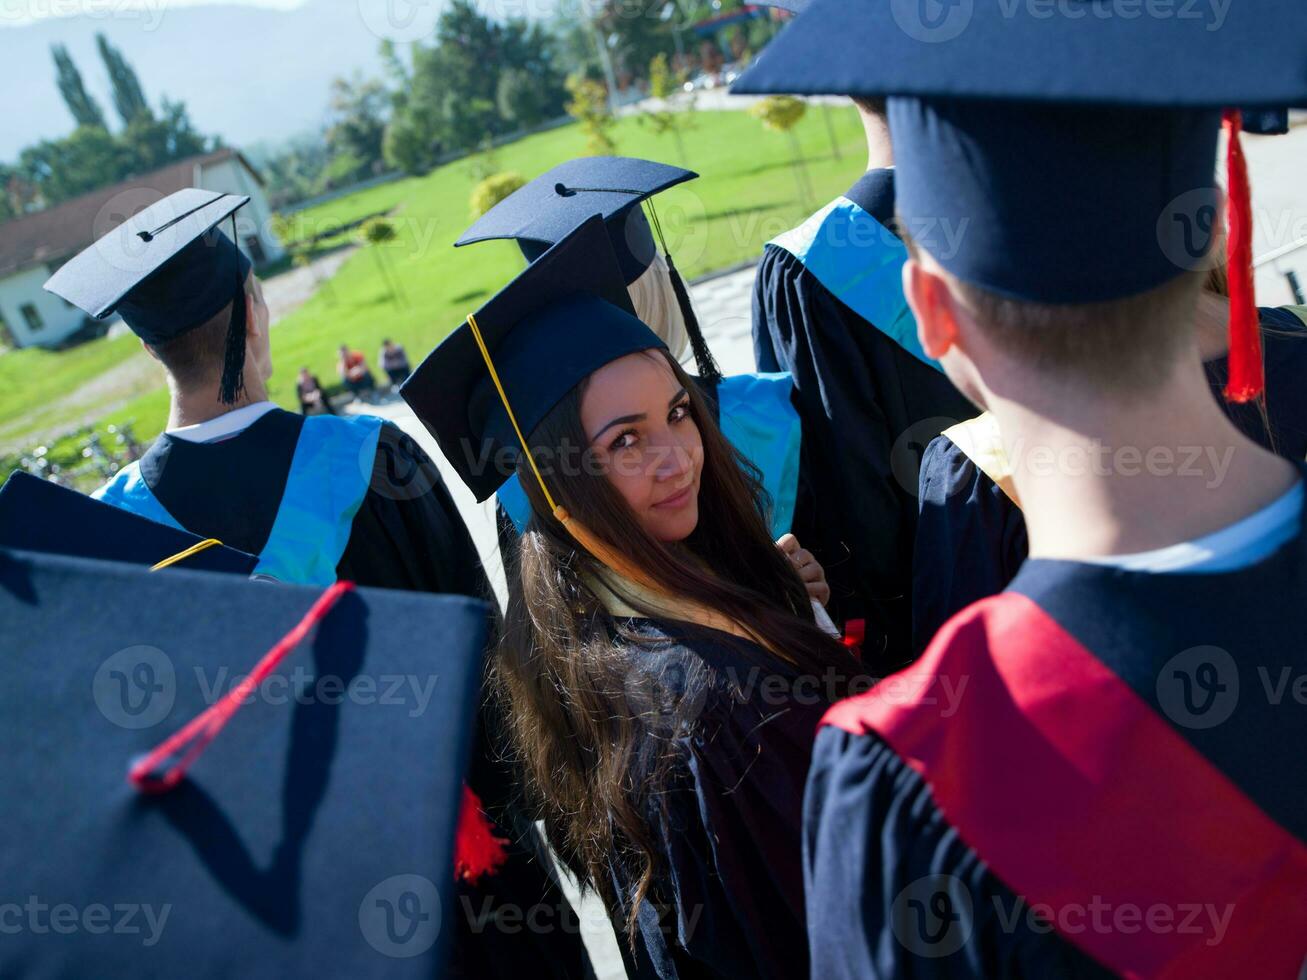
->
<box><xmin>903</xmin><ymin>256</ymin><xmax>961</xmax><ymax>360</ymax></box>
<box><xmin>243</xmin><ymin>289</ymin><xmax>260</xmax><ymax>341</ymax></box>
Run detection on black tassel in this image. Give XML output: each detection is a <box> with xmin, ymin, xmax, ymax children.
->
<box><xmin>219</xmin><ymin>213</ymin><xmax>248</xmax><ymax>406</ymax></box>
<box><xmin>666</xmin><ymin>254</ymin><xmax>722</xmax><ymax>385</ymax></box>
<box><xmin>218</xmin><ymin>277</ymin><xmax>247</xmax><ymax>406</ymax></box>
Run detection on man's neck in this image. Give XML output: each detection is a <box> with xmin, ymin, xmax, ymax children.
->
<box><xmin>861</xmin><ymin>111</ymin><xmax>893</xmax><ymax>173</ymax></box>
<box><xmin>989</xmin><ymin>355</ymin><xmax>1298</xmax><ymax>560</ymax></box>
<box><xmin>167</xmin><ymin>378</ymin><xmax>269</xmax><ymax>430</ymax></box>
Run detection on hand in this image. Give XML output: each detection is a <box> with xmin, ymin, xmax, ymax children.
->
<box><xmin>776</xmin><ymin>533</ymin><xmax>830</xmax><ymax>607</ymax></box>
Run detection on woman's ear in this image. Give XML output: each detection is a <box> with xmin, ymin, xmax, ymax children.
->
<box><xmin>903</xmin><ymin>256</ymin><xmax>962</xmax><ymax>361</ymax></box>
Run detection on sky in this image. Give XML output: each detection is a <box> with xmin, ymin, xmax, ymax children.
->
<box><xmin>0</xmin><ymin>0</ymin><xmax>306</xmax><ymax>29</ymax></box>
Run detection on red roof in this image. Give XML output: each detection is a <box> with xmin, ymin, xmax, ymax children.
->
<box><xmin>0</xmin><ymin>148</ymin><xmax>262</xmax><ymax>280</ymax></box>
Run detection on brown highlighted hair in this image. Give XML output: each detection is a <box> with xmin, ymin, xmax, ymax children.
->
<box><xmin>494</xmin><ymin>349</ymin><xmax>856</xmax><ymax>942</ymax></box>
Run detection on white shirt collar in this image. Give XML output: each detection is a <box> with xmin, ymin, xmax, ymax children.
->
<box><xmin>166</xmin><ymin>401</ymin><xmax>279</xmax><ymax>444</ymax></box>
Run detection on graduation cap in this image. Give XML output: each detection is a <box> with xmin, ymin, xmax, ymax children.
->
<box><xmin>0</xmin><ymin>471</ymin><xmax>257</xmax><ymax>575</ymax></box>
<box><xmin>404</xmin><ymin>214</ymin><xmax>673</xmax><ymax>581</ymax></box>
<box><xmin>456</xmin><ymin>156</ymin><xmax>721</xmax><ymax>383</ymax></box>
<box><xmin>0</xmin><ymin>547</ymin><xmax>489</xmax><ymax>977</ymax></box>
<box><xmin>44</xmin><ymin>188</ymin><xmax>253</xmax><ymax>405</ymax></box>
<box><xmin>732</xmin><ymin>0</ymin><xmax>1307</xmax><ymax>401</ymax></box>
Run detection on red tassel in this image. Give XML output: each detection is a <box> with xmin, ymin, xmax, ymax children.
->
<box><xmin>1221</xmin><ymin>109</ymin><xmax>1263</xmax><ymax>403</ymax></box>
<box><xmin>454</xmin><ymin>785</ymin><xmax>509</xmax><ymax>885</ymax></box>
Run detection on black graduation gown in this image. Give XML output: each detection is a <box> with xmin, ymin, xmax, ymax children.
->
<box><xmin>604</xmin><ymin>619</ymin><xmax>832</xmax><ymax>980</ymax></box>
<box><xmin>911</xmin><ymin>308</ymin><xmax>1307</xmax><ymax>653</ymax></box>
<box><xmin>806</xmin><ymin>485</ymin><xmax>1307</xmax><ymax>978</ymax></box>
<box><xmin>752</xmin><ymin>170</ymin><xmax>975</xmax><ymax>672</ymax></box>
<box><xmin>129</xmin><ymin>408</ymin><xmax>591</xmax><ymax>978</ymax></box>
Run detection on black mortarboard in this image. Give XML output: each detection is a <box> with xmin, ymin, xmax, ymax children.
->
<box><xmin>0</xmin><ymin>547</ymin><xmax>488</xmax><ymax>977</ymax></box>
<box><xmin>456</xmin><ymin>156</ymin><xmax>695</xmax><ymax>283</ymax></box>
<box><xmin>44</xmin><ymin>188</ymin><xmax>254</xmax><ymax>404</ymax></box>
<box><xmin>0</xmin><ymin>472</ymin><xmax>257</xmax><ymax>575</ymax></box>
<box><xmin>402</xmin><ymin>214</ymin><xmax>664</xmax><ymax>503</ymax></box>
<box><xmin>455</xmin><ymin>157</ymin><xmax>721</xmax><ymax>382</ymax></box>
<box><xmin>732</xmin><ymin>0</ymin><xmax>1307</xmax><ymax>400</ymax></box>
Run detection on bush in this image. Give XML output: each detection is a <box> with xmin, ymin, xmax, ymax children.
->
<box><xmin>749</xmin><ymin>95</ymin><xmax>807</xmax><ymax>133</ymax></box>
<box><xmin>469</xmin><ymin>172</ymin><xmax>527</xmax><ymax>219</ymax></box>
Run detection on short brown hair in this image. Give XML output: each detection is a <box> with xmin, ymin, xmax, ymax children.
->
<box><xmin>851</xmin><ymin>96</ymin><xmax>886</xmax><ymax>118</ymax></box>
<box><xmin>902</xmin><ymin>230</ymin><xmax>1203</xmax><ymax>394</ymax></box>
<box><xmin>151</xmin><ymin>296</ymin><xmax>238</xmax><ymax>388</ymax></box>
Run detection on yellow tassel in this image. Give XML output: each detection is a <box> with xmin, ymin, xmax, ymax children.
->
<box><xmin>151</xmin><ymin>538</ymin><xmax>223</xmax><ymax>571</ymax></box>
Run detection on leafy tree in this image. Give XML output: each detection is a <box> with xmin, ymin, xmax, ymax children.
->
<box><xmin>96</xmin><ymin>33</ymin><xmax>151</xmax><ymax>126</ymax></box>
<box><xmin>385</xmin><ymin>1</ymin><xmax>568</xmax><ymax>170</ymax></box>
<box><xmin>18</xmin><ymin>126</ymin><xmax>133</xmax><ymax>206</ymax></box>
<box><xmin>565</xmin><ymin>74</ymin><xmax>618</xmax><ymax>155</ymax></box>
<box><xmin>638</xmin><ymin>52</ymin><xmax>694</xmax><ymax>165</ymax></box>
<box><xmin>325</xmin><ymin>73</ymin><xmax>389</xmax><ymax>184</ymax></box>
<box><xmin>121</xmin><ymin>98</ymin><xmax>210</xmax><ymax>172</ymax></box>
<box><xmin>750</xmin><ymin>95</ymin><xmax>814</xmax><ymax>208</ymax></box>
<box><xmin>358</xmin><ymin>216</ymin><xmax>406</xmax><ymax>308</ymax></box>
<box><xmin>470</xmin><ymin>172</ymin><xmax>526</xmax><ymax>219</ymax></box>
<box><xmin>52</xmin><ymin>44</ymin><xmax>106</xmax><ymax>130</ymax></box>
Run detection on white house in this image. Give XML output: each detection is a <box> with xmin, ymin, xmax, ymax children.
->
<box><xmin>0</xmin><ymin>148</ymin><xmax>284</xmax><ymax>350</ymax></box>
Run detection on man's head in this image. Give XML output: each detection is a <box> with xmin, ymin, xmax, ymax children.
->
<box><xmin>902</xmin><ymin>233</ymin><xmax>1205</xmax><ymax>411</ymax></box>
<box><xmin>145</xmin><ymin>271</ymin><xmax>271</xmax><ymax>397</ymax></box>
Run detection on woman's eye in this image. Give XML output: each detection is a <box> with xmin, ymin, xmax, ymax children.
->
<box><xmin>669</xmin><ymin>402</ymin><xmax>691</xmax><ymax>423</ymax></box>
<box><xmin>610</xmin><ymin>429</ymin><xmax>638</xmax><ymax>451</ymax></box>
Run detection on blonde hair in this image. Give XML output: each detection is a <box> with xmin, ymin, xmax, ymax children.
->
<box><xmin>627</xmin><ymin>253</ymin><xmax>691</xmax><ymax>365</ymax></box>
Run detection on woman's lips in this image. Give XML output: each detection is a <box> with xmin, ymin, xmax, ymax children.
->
<box><xmin>652</xmin><ymin>484</ymin><xmax>694</xmax><ymax>510</ymax></box>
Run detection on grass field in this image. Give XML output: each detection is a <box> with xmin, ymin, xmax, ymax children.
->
<box><xmin>1</xmin><ymin>104</ymin><xmax>870</xmax><ymax>483</ymax></box>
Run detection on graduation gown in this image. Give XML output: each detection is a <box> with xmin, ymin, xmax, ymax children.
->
<box><xmin>606</xmin><ymin>619</ymin><xmax>832</xmax><ymax>980</ymax></box>
<box><xmin>93</xmin><ymin>407</ymin><xmax>592</xmax><ymax>979</ymax></box>
<box><xmin>753</xmin><ymin>169</ymin><xmax>975</xmax><ymax>669</ymax></box>
<box><xmin>912</xmin><ymin>307</ymin><xmax>1307</xmax><ymax>653</ymax></box>
<box><xmin>807</xmin><ymin>480</ymin><xmax>1307</xmax><ymax>978</ymax></box>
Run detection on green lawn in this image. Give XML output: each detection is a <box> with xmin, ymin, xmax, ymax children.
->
<box><xmin>2</xmin><ymin>105</ymin><xmax>870</xmax><ymax>486</ymax></box>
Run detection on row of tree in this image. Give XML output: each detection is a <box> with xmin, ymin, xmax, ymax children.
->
<box><xmin>0</xmin><ymin>35</ymin><xmax>215</xmax><ymax>222</ymax></box>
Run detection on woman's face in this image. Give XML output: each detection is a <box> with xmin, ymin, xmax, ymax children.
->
<box><xmin>580</xmin><ymin>352</ymin><xmax>704</xmax><ymax>543</ymax></box>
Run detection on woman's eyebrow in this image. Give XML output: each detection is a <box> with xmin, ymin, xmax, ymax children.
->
<box><xmin>590</xmin><ymin>388</ymin><xmax>690</xmax><ymax>443</ymax></box>
<box><xmin>590</xmin><ymin>412</ymin><xmax>646</xmax><ymax>442</ymax></box>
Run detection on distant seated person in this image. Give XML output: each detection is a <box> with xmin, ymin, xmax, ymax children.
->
<box><xmin>336</xmin><ymin>344</ymin><xmax>375</xmax><ymax>402</ymax></box>
<box><xmin>296</xmin><ymin>367</ymin><xmax>334</xmax><ymax>415</ymax></box>
<box><xmin>378</xmin><ymin>338</ymin><xmax>411</xmax><ymax>390</ymax></box>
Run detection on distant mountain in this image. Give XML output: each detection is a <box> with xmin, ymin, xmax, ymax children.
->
<box><xmin>0</xmin><ymin>0</ymin><xmax>435</xmax><ymax>160</ymax></box>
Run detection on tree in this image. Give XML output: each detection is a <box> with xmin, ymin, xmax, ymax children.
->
<box><xmin>52</xmin><ymin>44</ymin><xmax>106</xmax><ymax>130</ymax></box>
<box><xmin>18</xmin><ymin>126</ymin><xmax>133</xmax><ymax>206</ymax></box>
<box><xmin>96</xmin><ymin>33</ymin><xmax>152</xmax><ymax>126</ymax></box>
<box><xmin>638</xmin><ymin>52</ymin><xmax>695</xmax><ymax>165</ymax></box>
<box><xmin>325</xmin><ymin>73</ymin><xmax>389</xmax><ymax>184</ymax></box>
<box><xmin>750</xmin><ymin>95</ymin><xmax>814</xmax><ymax>209</ymax></box>
<box><xmin>566</xmin><ymin>74</ymin><xmax>618</xmax><ymax>155</ymax></box>
<box><xmin>385</xmin><ymin>2</ymin><xmax>569</xmax><ymax>170</ymax></box>
<box><xmin>470</xmin><ymin>172</ymin><xmax>526</xmax><ymax>219</ymax></box>
<box><xmin>121</xmin><ymin>98</ymin><xmax>210</xmax><ymax>172</ymax></box>
<box><xmin>358</xmin><ymin>217</ymin><xmax>406</xmax><ymax>308</ymax></box>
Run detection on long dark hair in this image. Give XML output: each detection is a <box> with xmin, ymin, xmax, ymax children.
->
<box><xmin>494</xmin><ymin>349</ymin><xmax>856</xmax><ymax>941</ymax></box>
